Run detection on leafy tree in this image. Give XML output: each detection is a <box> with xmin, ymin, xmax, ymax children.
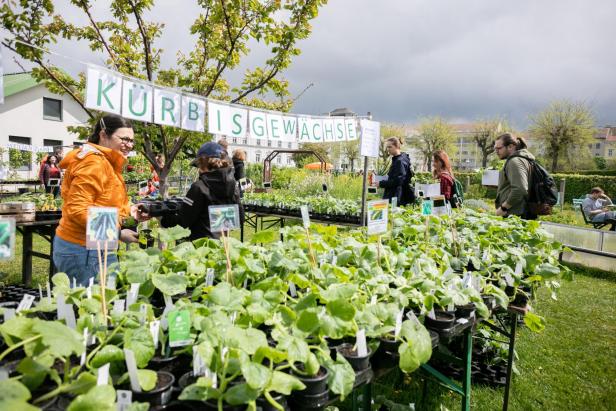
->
<box><xmin>1</xmin><ymin>0</ymin><xmax>327</xmax><ymax>195</ymax></box>
<box><xmin>472</xmin><ymin>118</ymin><xmax>510</xmax><ymax>168</ymax></box>
<box><xmin>410</xmin><ymin>117</ymin><xmax>456</xmax><ymax>172</ymax></box>
<box><xmin>529</xmin><ymin>100</ymin><xmax>595</xmax><ymax>172</ymax></box>
<box><xmin>593</xmin><ymin>156</ymin><xmax>607</xmax><ymax>170</ymax></box>
<box><xmin>341</xmin><ymin>140</ymin><xmax>359</xmax><ymax>172</ymax></box>
<box><xmin>376</xmin><ymin>123</ymin><xmax>405</xmax><ymax>175</ymax></box>
<box><xmin>291</xmin><ymin>142</ymin><xmax>330</xmax><ymax>168</ymax></box>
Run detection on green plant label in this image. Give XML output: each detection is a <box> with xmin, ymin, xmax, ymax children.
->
<box><xmin>208</xmin><ymin>204</ymin><xmax>240</xmax><ymax>233</ymax></box>
<box><xmin>0</xmin><ymin>217</ymin><xmax>15</xmax><ymax>260</ymax></box>
<box><xmin>422</xmin><ymin>200</ymin><xmax>433</xmax><ymax>216</ymax></box>
<box><xmin>367</xmin><ymin>199</ymin><xmax>388</xmax><ymax>235</ymax></box>
<box><xmin>168</xmin><ymin>309</ymin><xmax>192</xmax><ymax>347</ymax></box>
<box><xmin>86</xmin><ymin>207</ymin><xmax>119</xmax><ymax>250</ymax></box>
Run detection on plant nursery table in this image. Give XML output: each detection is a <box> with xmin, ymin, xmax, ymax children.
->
<box><xmin>16</xmin><ymin>219</ymin><xmax>60</xmax><ymax>286</ymax></box>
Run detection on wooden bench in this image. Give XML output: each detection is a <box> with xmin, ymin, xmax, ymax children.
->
<box><xmin>579</xmin><ymin>204</ymin><xmax>615</xmax><ymax>230</ymax></box>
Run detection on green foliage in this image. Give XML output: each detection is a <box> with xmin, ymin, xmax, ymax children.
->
<box><xmin>292</xmin><ymin>143</ymin><xmax>331</xmax><ymax>168</ymax></box>
<box><xmin>408</xmin><ymin>117</ymin><xmax>457</xmax><ymax>171</ymax></box>
<box><xmin>8</xmin><ymin>149</ymin><xmax>32</xmax><ymax>170</ymax></box>
<box><xmin>593</xmin><ymin>156</ymin><xmax>607</xmax><ymax>170</ymax></box>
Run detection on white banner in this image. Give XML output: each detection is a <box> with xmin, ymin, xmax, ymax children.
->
<box><xmin>322</xmin><ymin>119</ymin><xmax>335</xmax><ymax>142</ymax></box>
<box><xmin>153</xmin><ymin>88</ymin><xmax>181</xmax><ymax>127</ymax></box>
<box><xmin>0</xmin><ymin>47</ymin><xmax>4</xmax><ymax>105</ymax></box>
<box><xmin>181</xmin><ymin>95</ymin><xmax>206</xmax><ymax>132</ymax></box>
<box><xmin>307</xmin><ymin>118</ymin><xmax>324</xmax><ymax>143</ymax></box>
<box><xmin>345</xmin><ymin>119</ymin><xmax>358</xmax><ymax>141</ymax></box>
<box><xmin>333</xmin><ymin>119</ymin><xmax>347</xmax><ymax>142</ymax></box>
<box><xmin>122</xmin><ymin>78</ymin><xmax>153</xmax><ymax>122</ymax></box>
<box><xmin>229</xmin><ymin>106</ymin><xmax>248</xmax><ymax>139</ymax></box>
<box><xmin>85</xmin><ymin>66</ymin><xmax>123</xmax><ymax>114</ymax></box>
<box><xmin>281</xmin><ymin>115</ymin><xmax>298</xmax><ymax>141</ymax></box>
<box><xmin>297</xmin><ymin>117</ymin><xmax>311</xmax><ymax>143</ymax></box>
<box><xmin>249</xmin><ymin>110</ymin><xmax>268</xmax><ymax>140</ymax></box>
<box><xmin>266</xmin><ymin>113</ymin><xmax>284</xmax><ymax>142</ymax></box>
<box><xmin>208</xmin><ymin>101</ymin><xmax>230</xmax><ymax>135</ymax></box>
<box><xmin>359</xmin><ymin>119</ymin><xmax>380</xmax><ymax>158</ymax></box>
<box><xmin>6</xmin><ymin>143</ymin><xmax>57</xmax><ymax>153</ymax></box>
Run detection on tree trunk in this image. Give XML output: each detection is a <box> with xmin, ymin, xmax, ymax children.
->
<box><xmin>482</xmin><ymin>152</ymin><xmax>488</xmax><ymax>168</ymax></box>
<box><xmin>551</xmin><ymin>149</ymin><xmax>559</xmax><ymax>172</ymax></box>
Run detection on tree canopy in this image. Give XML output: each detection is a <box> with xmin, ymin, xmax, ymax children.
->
<box><xmin>410</xmin><ymin>117</ymin><xmax>457</xmax><ymax>172</ymax></box>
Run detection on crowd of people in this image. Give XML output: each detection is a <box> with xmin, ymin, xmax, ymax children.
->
<box><xmin>45</xmin><ymin>114</ymin><xmax>613</xmax><ymax>285</ymax></box>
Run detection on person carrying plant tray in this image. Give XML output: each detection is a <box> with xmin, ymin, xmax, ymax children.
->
<box><xmin>160</xmin><ymin>142</ymin><xmax>243</xmax><ymax>240</ymax></box>
<box><xmin>53</xmin><ymin>115</ymin><xmax>150</xmax><ymax>286</ymax></box>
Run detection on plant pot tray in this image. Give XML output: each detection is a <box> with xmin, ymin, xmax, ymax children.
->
<box><xmin>427</xmin><ymin>316</ymin><xmax>476</xmax><ymax>341</ymax></box>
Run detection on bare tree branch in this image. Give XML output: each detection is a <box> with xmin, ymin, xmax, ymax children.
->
<box><xmin>127</xmin><ymin>0</ymin><xmax>153</xmax><ymax>81</ymax></box>
<box><xmin>77</xmin><ymin>0</ymin><xmax>120</xmax><ymax>70</ymax></box>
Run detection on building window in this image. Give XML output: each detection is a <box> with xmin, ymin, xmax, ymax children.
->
<box><xmin>73</xmin><ymin>141</ymin><xmax>84</xmax><ymax>148</ymax></box>
<box><xmin>8</xmin><ymin>136</ymin><xmax>32</xmax><ymax>171</ymax></box>
<box><xmin>267</xmin><ymin>140</ymin><xmax>272</xmax><ymax>147</ymax></box>
<box><xmin>255</xmin><ymin>152</ymin><xmax>261</xmax><ymax>162</ymax></box>
<box><xmin>232</xmin><ymin>137</ymin><xmax>237</xmax><ymax>144</ymax></box>
<box><xmin>287</xmin><ymin>156</ymin><xmax>292</xmax><ymax>165</ymax></box>
<box><xmin>277</xmin><ymin>141</ymin><xmax>282</xmax><ymax>148</ymax></box>
<box><xmin>256</xmin><ymin>139</ymin><xmax>261</xmax><ymax>146</ymax></box>
<box><xmin>277</xmin><ymin>156</ymin><xmax>282</xmax><ymax>164</ymax></box>
<box><xmin>588</xmin><ymin>144</ymin><xmax>593</xmax><ymax>149</ymax></box>
<box><xmin>287</xmin><ymin>142</ymin><xmax>292</xmax><ymax>149</ymax></box>
<box><xmin>243</xmin><ymin>139</ymin><xmax>247</xmax><ymax>145</ymax></box>
<box><xmin>43</xmin><ymin>97</ymin><xmax>63</xmax><ymax>121</ymax></box>
<box><xmin>43</xmin><ymin>139</ymin><xmax>62</xmax><ymax>152</ymax></box>
<box><xmin>609</xmin><ymin>149</ymin><xmax>613</xmax><ymax>157</ymax></box>
<box><xmin>596</xmin><ymin>143</ymin><xmax>601</xmax><ymax>149</ymax></box>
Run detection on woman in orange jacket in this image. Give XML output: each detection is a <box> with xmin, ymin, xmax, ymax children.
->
<box><xmin>53</xmin><ymin>114</ymin><xmax>148</xmax><ymax>286</ymax></box>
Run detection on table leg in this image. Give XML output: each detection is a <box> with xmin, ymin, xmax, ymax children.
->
<box><xmin>462</xmin><ymin>327</ymin><xmax>472</xmax><ymax>411</ymax></box>
<box><xmin>22</xmin><ymin>227</ymin><xmax>33</xmax><ymax>286</ymax></box>
<box><xmin>503</xmin><ymin>313</ymin><xmax>518</xmax><ymax>411</ymax></box>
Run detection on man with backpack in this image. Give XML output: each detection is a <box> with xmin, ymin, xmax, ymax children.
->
<box><xmin>494</xmin><ymin>132</ymin><xmax>557</xmax><ymax>220</ymax></box>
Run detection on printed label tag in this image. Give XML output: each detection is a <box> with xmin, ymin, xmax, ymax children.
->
<box><xmin>16</xmin><ymin>294</ymin><xmax>35</xmax><ymax>312</ymax></box>
<box><xmin>123</xmin><ymin>349</ymin><xmax>141</xmax><ymax>392</ymax></box>
<box><xmin>356</xmin><ymin>329</ymin><xmax>368</xmax><ymax>357</ymax></box>
<box><xmin>206</xmin><ymin>268</ymin><xmax>215</xmax><ymax>286</ymax></box>
<box><xmin>80</xmin><ymin>328</ymin><xmax>88</xmax><ymax>366</ymax></box>
<box><xmin>193</xmin><ymin>346</ymin><xmax>205</xmax><ymax>376</ymax></box>
<box><xmin>97</xmin><ymin>363</ymin><xmax>110</xmax><ymax>386</ymax></box>
<box><xmin>300</xmin><ymin>205</ymin><xmax>310</xmax><ymax>229</ymax></box>
<box><xmin>86</xmin><ymin>206</ymin><xmax>119</xmax><ymax>250</ymax></box>
<box><xmin>168</xmin><ymin>309</ymin><xmax>192</xmax><ymax>347</ymax></box>
<box><xmin>421</xmin><ymin>200</ymin><xmax>433</xmax><ymax>216</ymax></box>
<box><xmin>208</xmin><ymin>204</ymin><xmax>240</xmax><ymax>233</ymax></box>
<box><xmin>427</xmin><ymin>308</ymin><xmax>436</xmax><ymax>320</ymax></box>
<box><xmin>0</xmin><ymin>218</ymin><xmax>16</xmax><ymax>260</ymax></box>
<box><xmin>64</xmin><ymin>303</ymin><xmax>77</xmax><ymax>329</ymax></box>
<box><xmin>150</xmin><ymin>320</ymin><xmax>160</xmax><ymax>349</ymax></box>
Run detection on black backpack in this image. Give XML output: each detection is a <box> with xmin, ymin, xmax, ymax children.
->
<box><xmin>507</xmin><ymin>155</ymin><xmax>558</xmax><ymax>216</ymax></box>
<box><xmin>451</xmin><ymin>178</ymin><xmax>464</xmax><ymax>208</ymax></box>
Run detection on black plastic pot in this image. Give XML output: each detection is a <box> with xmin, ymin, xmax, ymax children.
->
<box><xmin>424</xmin><ymin>311</ymin><xmax>456</xmax><ymax>330</ymax></box>
<box><xmin>289</xmin><ymin>389</ymin><xmax>329</xmax><ymax>411</ymax></box>
<box><xmin>202</xmin><ymin>400</ymin><xmax>246</xmax><ymax>411</ymax></box>
<box><xmin>455</xmin><ymin>303</ymin><xmax>475</xmax><ymax>318</ymax></box>
<box><xmin>291</xmin><ymin>366</ymin><xmax>329</xmax><ymax>396</ymax></box>
<box><xmin>336</xmin><ymin>343</ymin><xmax>372</xmax><ymax>372</ymax></box>
<box><xmin>377</xmin><ymin>333</ymin><xmax>400</xmax><ymax>353</ymax></box>
<box><xmin>129</xmin><ymin>370</ymin><xmax>175</xmax><ymax>406</ymax></box>
<box><xmin>150</xmin><ymin>353</ymin><xmax>191</xmax><ymax>378</ymax></box>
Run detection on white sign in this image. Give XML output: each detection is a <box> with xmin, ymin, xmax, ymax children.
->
<box><xmin>281</xmin><ymin>116</ymin><xmax>298</xmax><ymax>141</ymax></box>
<box><xmin>85</xmin><ymin>66</ymin><xmax>123</xmax><ymax>114</ymax></box>
<box><xmin>153</xmin><ymin>88</ymin><xmax>181</xmax><ymax>127</ymax></box>
<box><xmin>416</xmin><ymin>183</ymin><xmax>441</xmax><ymax>198</ymax></box>
<box><xmin>181</xmin><ymin>95</ymin><xmax>206</xmax><ymax>132</ymax></box>
<box><xmin>249</xmin><ymin>110</ymin><xmax>268</xmax><ymax>140</ymax></box>
<box><xmin>333</xmin><ymin>119</ymin><xmax>347</xmax><ymax>142</ymax></box>
<box><xmin>122</xmin><ymin>78</ymin><xmax>153</xmax><ymax>122</ymax></box>
<box><xmin>266</xmin><ymin>113</ymin><xmax>284</xmax><ymax>142</ymax></box>
<box><xmin>359</xmin><ymin>119</ymin><xmax>380</xmax><ymax>158</ymax></box>
<box><xmin>345</xmin><ymin>118</ymin><xmax>358</xmax><ymax>141</ymax></box>
<box><xmin>482</xmin><ymin>170</ymin><xmax>500</xmax><ymax>186</ymax></box>
<box><xmin>307</xmin><ymin>118</ymin><xmax>324</xmax><ymax>143</ymax></box>
<box><xmin>367</xmin><ymin>199</ymin><xmax>389</xmax><ymax>235</ymax></box>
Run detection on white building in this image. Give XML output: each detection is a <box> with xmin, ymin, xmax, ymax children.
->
<box><xmin>225</xmin><ymin>135</ymin><xmax>298</xmax><ymax>167</ymax></box>
<box><xmin>1</xmin><ymin>72</ymin><xmax>90</xmax><ymax>179</ymax></box>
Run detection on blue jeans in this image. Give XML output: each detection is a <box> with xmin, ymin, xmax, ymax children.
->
<box><xmin>53</xmin><ymin>236</ymin><xmax>118</xmax><ymax>287</ymax></box>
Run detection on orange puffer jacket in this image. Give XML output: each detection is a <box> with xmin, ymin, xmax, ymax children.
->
<box><xmin>56</xmin><ymin>143</ymin><xmax>130</xmax><ymax>246</ymax></box>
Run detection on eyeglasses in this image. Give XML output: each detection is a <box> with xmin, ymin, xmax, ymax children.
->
<box><xmin>116</xmin><ymin>136</ymin><xmax>135</xmax><ymax>146</ymax></box>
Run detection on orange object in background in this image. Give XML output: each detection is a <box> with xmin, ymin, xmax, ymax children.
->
<box><xmin>303</xmin><ymin>162</ymin><xmax>333</xmax><ymax>170</ymax></box>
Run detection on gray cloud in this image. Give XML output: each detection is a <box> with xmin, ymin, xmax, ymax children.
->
<box><xmin>3</xmin><ymin>0</ymin><xmax>614</xmax><ymax>128</ymax></box>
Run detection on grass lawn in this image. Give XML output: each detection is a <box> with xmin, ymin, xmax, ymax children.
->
<box><xmin>1</xmin><ymin>228</ymin><xmax>614</xmax><ymax>410</ymax></box>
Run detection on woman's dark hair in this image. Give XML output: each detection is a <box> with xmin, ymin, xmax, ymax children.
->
<box><xmin>45</xmin><ymin>155</ymin><xmax>58</xmax><ymax>165</ymax></box>
<box><xmin>432</xmin><ymin>150</ymin><xmax>453</xmax><ymax>179</ymax></box>
<box><xmin>496</xmin><ymin>132</ymin><xmax>527</xmax><ymax>150</ymax></box>
<box><xmin>89</xmin><ymin>114</ymin><xmax>133</xmax><ymax>144</ymax></box>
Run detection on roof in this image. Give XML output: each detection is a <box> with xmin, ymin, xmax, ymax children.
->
<box><xmin>3</xmin><ymin>72</ymin><xmax>40</xmax><ymax>98</ymax></box>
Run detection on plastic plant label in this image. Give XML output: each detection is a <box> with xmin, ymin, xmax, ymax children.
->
<box><xmin>208</xmin><ymin>204</ymin><xmax>240</xmax><ymax>233</ymax></box>
<box><xmin>406</xmin><ymin>310</ymin><xmax>421</xmax><ymax>326</ymax></box>
<box><xmin>88</xmin><ymin>277</ymin><xmax>94</xmax><ymax>288</ymax></box>
<box><xmin>394</xmin><ymin>309</ymin><xmax>404</xmax><ymax>337</ymax></box>
<box><xmin>164</xmin><ymin>294</ymin><xmax>174</xmax><ymax>309</ymax></box>
<box><xmin>193</xmin><ymin>346</ymin><xmax>205</xmax><ymax>376</ymax></box>
<box><xmin>427</xmin><ymin>308</ymin><xmax>436</xmax><ymax>320</ymax></box>
<box><xmin>117</xmin><ymin>390</ymin><xmax>132</xmax><ymax>411</ymax></box>
<box><xmin>331</xmin><ymin>255</ymin><xmax>337</xmax><ymax>266</ymax></box>
<box><xmin>72</xmin><ymin>277</ymin><xmax>77</xmax><ymax>289</ymax></box>
<box><xmin>0</xmin><ymin>218</ymin><xmax>16</xmax><ymax>260</ymax></box>
<box><xmin>443</xmin><ymin>267</ymin><xmax>454</xmax><ymax>278</ymax></box>
<box><xmin>139</xmin><ymin>304</ymin><xmax>147</xmax><ymax>325</ymax></box>
<box><xmin>515</xmin><ymin>261</ymin><xmax>523</xmax><ymax>276</ymax></box>
<box><xmin>243</xmin><ymin>278</ymin><xmax>248</xmax><ymax>289</ymax></box>
<box><xmin>396</xmin><ymin>268</ymin><xmax>403</xmax><ymax>277</ymax></box>
<box><xmin>161</xmin><ymin>296</ymin><xmax>174</xmax><ymax>331</ymax></box>
<box><xmin>123</xmin><ymin>348</ymin><xmax>141</xmax><ymax>392</ymax></box>
<box><xmin>80</xmin><ymin>328</ymin><xmax>88</xmax><ymax>366</ymax></box>
<box><xmin>86</xmin><ymin>286</ymin><xmax>92</xmax><ymax>299</ymax></box>
<box><xmin>447</xmin><ymin>302</ymin><xmax>455</xmax><ymax>312</ymax></box>
<box><xmin>391</xmin><ymin>197</ymin><xmax>397</xmax><ymax>209</ymax></box>
<box><xmin>319</xmin><ymin>258</ymin><xmax>326</xmax><ymax>267</ymax></box>
<box><xmin>150</xmin><ymin>320</ymin><xmax>160</xmax><ymax>349</ymax></box>
<box><xmin>127</xmin><ymin>283</ymin><xmax>140</xmax><ymax>307</ymax></box>
<box><xmin>64</xmin><ymin>303</ymin><xmax>77</xmax><ymax>329</ymax></box>
<box><xmin>367</xmin><ymin>199</ymin><xmax>389</xmax><ymax>235</ymax></box>
<box><xmin>97</xmin><ymin>363</ymin><xmax>110</xmax><ymax>386</ymax></box>
<box><xmin>421</xmin><ymin>200</ymin><xmax>433</xmax><ymax>216</ymax></box>
<box><xmin>356</xmin><ymin>329</ymin><xmax>368</xmax><ymax>357</ymax></box>
<box><xmin>0</xmin><ymin>368</ymin><xmax>8</xmax><ymax>381</ymax></box>
<box><xmin>86</xmin><ymin>207</ymin><xmax>119</xmax><ymax>250</ymax></box>
<box><xmin>106</xmin><ymin>276</ymin><xmax>116</xmax><ymax>290</ymax></box>
<box><xmin>46</xmin><ymin>282</ymin><xmax>51</xmax><ymax>302</ymax></box>
<box><xmin>38</xmin><ymin>284</ymin><xmax>43</xmax><ymax>300</ymax></box>
<box><xmin>113</xmin><ymin>299</ymin><xmax>125</xmax><ymax>315</ymax></box>
<box><xmin>370</xmin><ymin>295</ymin><xmax>377</xmax><ymax>305</ymax></box>
<box><xmin>300</xmin><ymin>205</ymin><xmax>310</xmax><ymax>229</ymax></box>
<box><xmin>56</xmin><ymin>293</ymin><xmax>65</xmax><ymax>320</ymax></box>
<box><xmin>16</xmin><ymin>294</ymin><xmax>35</xmax><ymax>312</ymax></box>
<box><xmin>457</xmin><ymin>318</ymin><xmax>469</xmax><ymax>325</ymax></box>
<box><xmin>504</xmin><ymin>272</ymin><xmax>515</xmax><ymax>287</ymax></box>
<box><xmin>3</xmin><ymin>308</ymin><xmax>15</xmax><ymax>321</ymax></box>
<box><xmin>168</xmin><ymin>309</ymin><xmax>191</xmax><ymax>347</ymax></box>
<box><xmin>462</xmin><ymin>274</ymin><xmax>472</xmax><ymax>288</ymax></box>
<box><xmin>206</xmin><ymin>268</ymin><xmax>215</xmax><ymax>286</ymax></box>
<box><xmin>288</xmin><ymin>282</ymin><xmax>297</xmax><ymax>297</ymax></box>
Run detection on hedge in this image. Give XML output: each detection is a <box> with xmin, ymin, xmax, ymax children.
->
<box><xmin>556</xmin><ymin>170</ymin><xmax>616</xmax><ymax>177</ymax></box>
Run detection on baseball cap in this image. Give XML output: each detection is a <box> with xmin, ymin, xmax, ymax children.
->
<box><xmin>192</xmin><ymin>141</ymin><xmax>225</xmax><ymax>167</ymax></box>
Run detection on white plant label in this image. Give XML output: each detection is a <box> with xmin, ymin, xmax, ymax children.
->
<box><xmin>16</xmin><ymin>294</ymin><xmax>35</xmax><ymax>312</ymax></box>
<box><xmin>139</xmin><ymin>304</ymin><xmax>147</xmax><ymax>325</ymax></box>
<box><xmin>64</xmin><ymin>303</ymin><xmax>77</xmax><ymax>329</ymax></box>
<box><xmin>394</xmin><ymin>309</ymin><xmax>404</xmax><ymax>337</ymax></box>
<box><xmin>56</xmin><ymin>293</ymin><xmax>65</xmax><ymax>320</ymax></box>
<box><xmin>391</xmin><ymin>197</ymin><xmax>397</xmax><ymax>209</ymax></box>
<box><xmin>230</xmin><ymin>311</ymin><xmax>237</xmax><ymax>324</ymax></box>
<box><xmin>300</xmin><ymin>205</ymin><xmax>310</xmax><ymax>229</ymax></box>
<box><xmin>88</xmin><ymin>277</ymin><xmax>94</xmax><ymax>288</ymax></box>
<box><xmin>427</xmin><ymin>308</ymin><xmax>436</xmax><ymax>320</ymax></box>
<box><xmin>443</xmin><ymin>267</ymin><xmax>454</xmax><ymax>278</ymax></box>
<box><xmin>116</xmin><ymin>390</ymin><xmax>132</xmax><ymax>411</ymax></box>
<box><xmin>356</xmin><ymin>329</ymin><xmax>368</xmax><ymax>357</ymax></box>
<box><xmin>482</xmin><ymin>249</ymin><xmax>489</xmax><ymax>261</ymax></box>
<box><xmin>515</xmin><ymin>261</ymin><xmax>523</xmax><ymax>276</ymax></box>
<box><xmin>113</xmin><ymin>299</ymin><xmax>125</xmax><ymax>315</ymax></box>
<box><xmin>123</xmin><ymin>348</ymin><xmax>141</xmax><ymax>392</ymax></box>
<box><xmin>3</xmin><ymin>308</ymin><xmax>15</xmax><ymax>321</ymax></box>
<box><xmin>164</xmin><ymin>294</ymin><xmax>174</xmax><ymax>309</ymax></box>
<box><xmin>86</xmin><ymin>286</ymin><xmax>92</xmax><ymax>299</ymax></box>
<box><xmin>447</xmin><ymin>302</ymin><xmax>455</xmax><ymax>312</ymax></box>
<box><xmin>331</xmin><ymin>255</ymin><xmax>337</xmax><ymax>266</ymax></box>
<box><xmin>504</xmin><ymin>272</ymin><xmax>515</xmax><ymax>287</ymax></box>
<box><xmin>406</xmin><ymin>310</ymin><xmax>421</xmax><ymax>326</ymax></box>
<box><xmin>288</xmin><ymin>282</ymin><xmax>297</xmax><ymax>297</ymax></box>
<box><xmin>72</xmin><ymin>278</ymin><xmax>77</xmax><ymax>289</ymax></box>
<box><xmin>38</xmin><ymin>284</ymin><xmax>43</xmax><ymax>300</ymax></box>
<box><xmin>106</xmin><ymin>276</ymin><xmax>116</xmax><ymax>290</ymax></box>
<box><xmin>0</xmin><ymin>368</ymin><xmax>8</xmax><ymax>380</ymax></box>
<box><xmin>206</xmin><ymin>268</ymin><xmax>215</xmax><ymax>286</ymax></box>
<box><xmin>457</xmin><ymin>318</ymin><xmax>469</xmax><ymax>325</ymax></box>
<box><xmin>97</xmin><ymin>363</ymin><xmax>110</xmax><ymax>386</ymax></box>
<box><xmin>370</xmin><ymin>295</ymin><xmax>378</xmax><ymax>305</ymax></box>
<box><xmin>150</xmin><ymin>320</ymin><xmax>160</xmax><ymax>349</ymax></box>
<box><xmin>80</xmin><ymin>328</ymin><xmax>88</xmax><ymax>366</ymax></box>
<box><xmin>193</xmin><ymin>346</ymin><xmax>206</xmax><ymax>376</ymax></box>
<box><xmin>127</xmin><ymin>283</ymin><xmax>140</xmax><ymax>307</ymax></box>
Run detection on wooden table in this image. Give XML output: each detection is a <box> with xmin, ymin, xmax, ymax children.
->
<box><xmin>16</xmin><ymin>219</ymin><xmax>60</xmax><ymax>286</ymax></box>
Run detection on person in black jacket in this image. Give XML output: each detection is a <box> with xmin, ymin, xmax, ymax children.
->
<box><xmin>232</xmin><ymin>148</ymin><xmax>246</xmax><ymax>181</ymax></box>
<box><xmin>161</xmin><ymin>142</ymin><xmax>243</xmax><ymax>240</ymax></box>
<box><xmin>379</xmin><ymin>137</ymin><xmax>414</xmax><ymax>206</ymax></box>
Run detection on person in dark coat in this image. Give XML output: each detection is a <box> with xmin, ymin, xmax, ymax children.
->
<box><xmin>232</xmin><ymin>148</ymin><xmax>246</xmax><ymax>182</ymax></box>
<box><xmin>379</xmin><ymin>137</ymin><xmax>414</xmax><ymax>206</ymax></box>
<box><xmin>161</xmin><ymin>142</ymin><xmax>243</xmax><ymax>240</ymax></box>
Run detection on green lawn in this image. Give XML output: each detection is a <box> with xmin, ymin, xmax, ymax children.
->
<box><xmin>1</xmin><ymin>230</ymin><xmax>615</xmax><ymax>411</ymax></box>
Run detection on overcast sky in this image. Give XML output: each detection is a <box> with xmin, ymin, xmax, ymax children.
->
<box><xmin>3</xmin><ymin>0</ymin><xmax>615</xmax><ymax>129</ymax></box>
